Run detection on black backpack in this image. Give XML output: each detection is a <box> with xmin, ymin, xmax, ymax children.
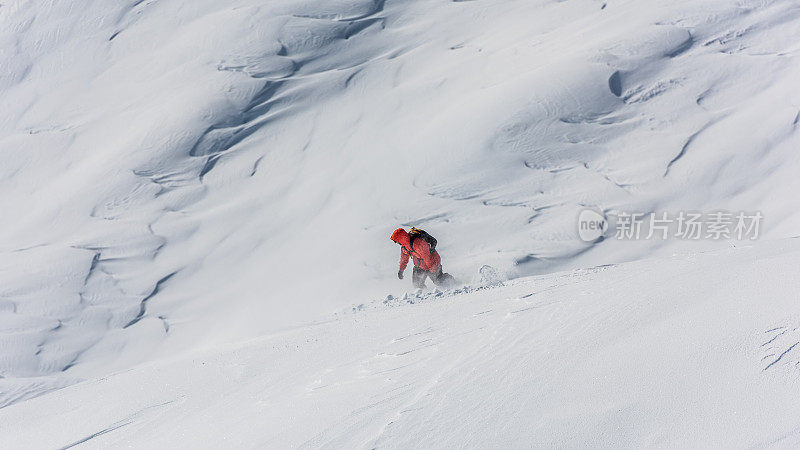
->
<box><xmin>408</xmin><ymin>227</ymin><xmax>437</xmax><ymax>253</ymax></box>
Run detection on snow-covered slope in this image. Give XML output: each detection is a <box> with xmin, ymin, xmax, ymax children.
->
<box><xmin>4</xmin><ymin>238</ymin><xmax>800</xmax><ymax>447</ymax></box>
<box><xmin>1</xmin><ymin>0</ymin><xmax>800</xmax><ymax>442</ymax></box>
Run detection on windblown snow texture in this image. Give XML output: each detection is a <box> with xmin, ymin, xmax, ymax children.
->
<box><xmin>1</xmin><ymin>0</ymin><xmax>800</xmax><ymax>446</ymax></box>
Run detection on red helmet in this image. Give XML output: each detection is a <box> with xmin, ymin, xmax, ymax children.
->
<box><xmin>390</xmin><ymin>227</ymin><xmax>407</xmax><ymax>243</ymax></box>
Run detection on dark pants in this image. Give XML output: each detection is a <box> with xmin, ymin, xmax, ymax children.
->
<box><xmin>412</xmin><ymin>266</ymin><xmax>453</xmax><ymax>289</ymax></box>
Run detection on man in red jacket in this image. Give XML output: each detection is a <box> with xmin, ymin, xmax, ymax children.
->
<box><xmin>390</xmin><ymin>227</ymin><xmax>453</xmax><ymax>289</ymax></box>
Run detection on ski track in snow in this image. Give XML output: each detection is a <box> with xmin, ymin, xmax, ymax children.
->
<box><xmin>761</xmin><ymin>326</ymin><xmax>800</xmax><ymax>372</ymax></box>
<box><xmin>3</xmin><ymin>240</ymin><xmax>800</xmax><ymax>447</ymax></box>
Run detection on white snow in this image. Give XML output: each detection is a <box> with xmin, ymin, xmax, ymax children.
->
<box><xmin>1</xmin><ymin>0</ymin><xmax>800</xmax><ymax>446</ymax></box>
<box><xmin>5</xmin><ymin>240</ymin><xmax>800</xmax><ymax>447</ymax></box>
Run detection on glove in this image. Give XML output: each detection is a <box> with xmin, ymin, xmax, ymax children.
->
<box><xmin>398</xmin><ymin>270</ymin><xmax>404</xmax><ymax>280</ymax></box>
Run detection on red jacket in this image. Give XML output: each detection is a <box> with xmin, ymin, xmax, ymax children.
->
<box><xmin>391</xmin><ymin>228</ymin><xmax>441</xmax><ymax>272</ymax></box>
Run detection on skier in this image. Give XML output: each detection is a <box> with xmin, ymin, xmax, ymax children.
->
<box><xmin>390</xmin><ymin>227</ymin><xmax>454</xmax><ymax>289</ymax></box>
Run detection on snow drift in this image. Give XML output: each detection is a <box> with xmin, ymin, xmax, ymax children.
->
<box><xmin>1</xmin><ymin>0</ymin><xmax>800</xmax><ymax>444</ymax></box>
